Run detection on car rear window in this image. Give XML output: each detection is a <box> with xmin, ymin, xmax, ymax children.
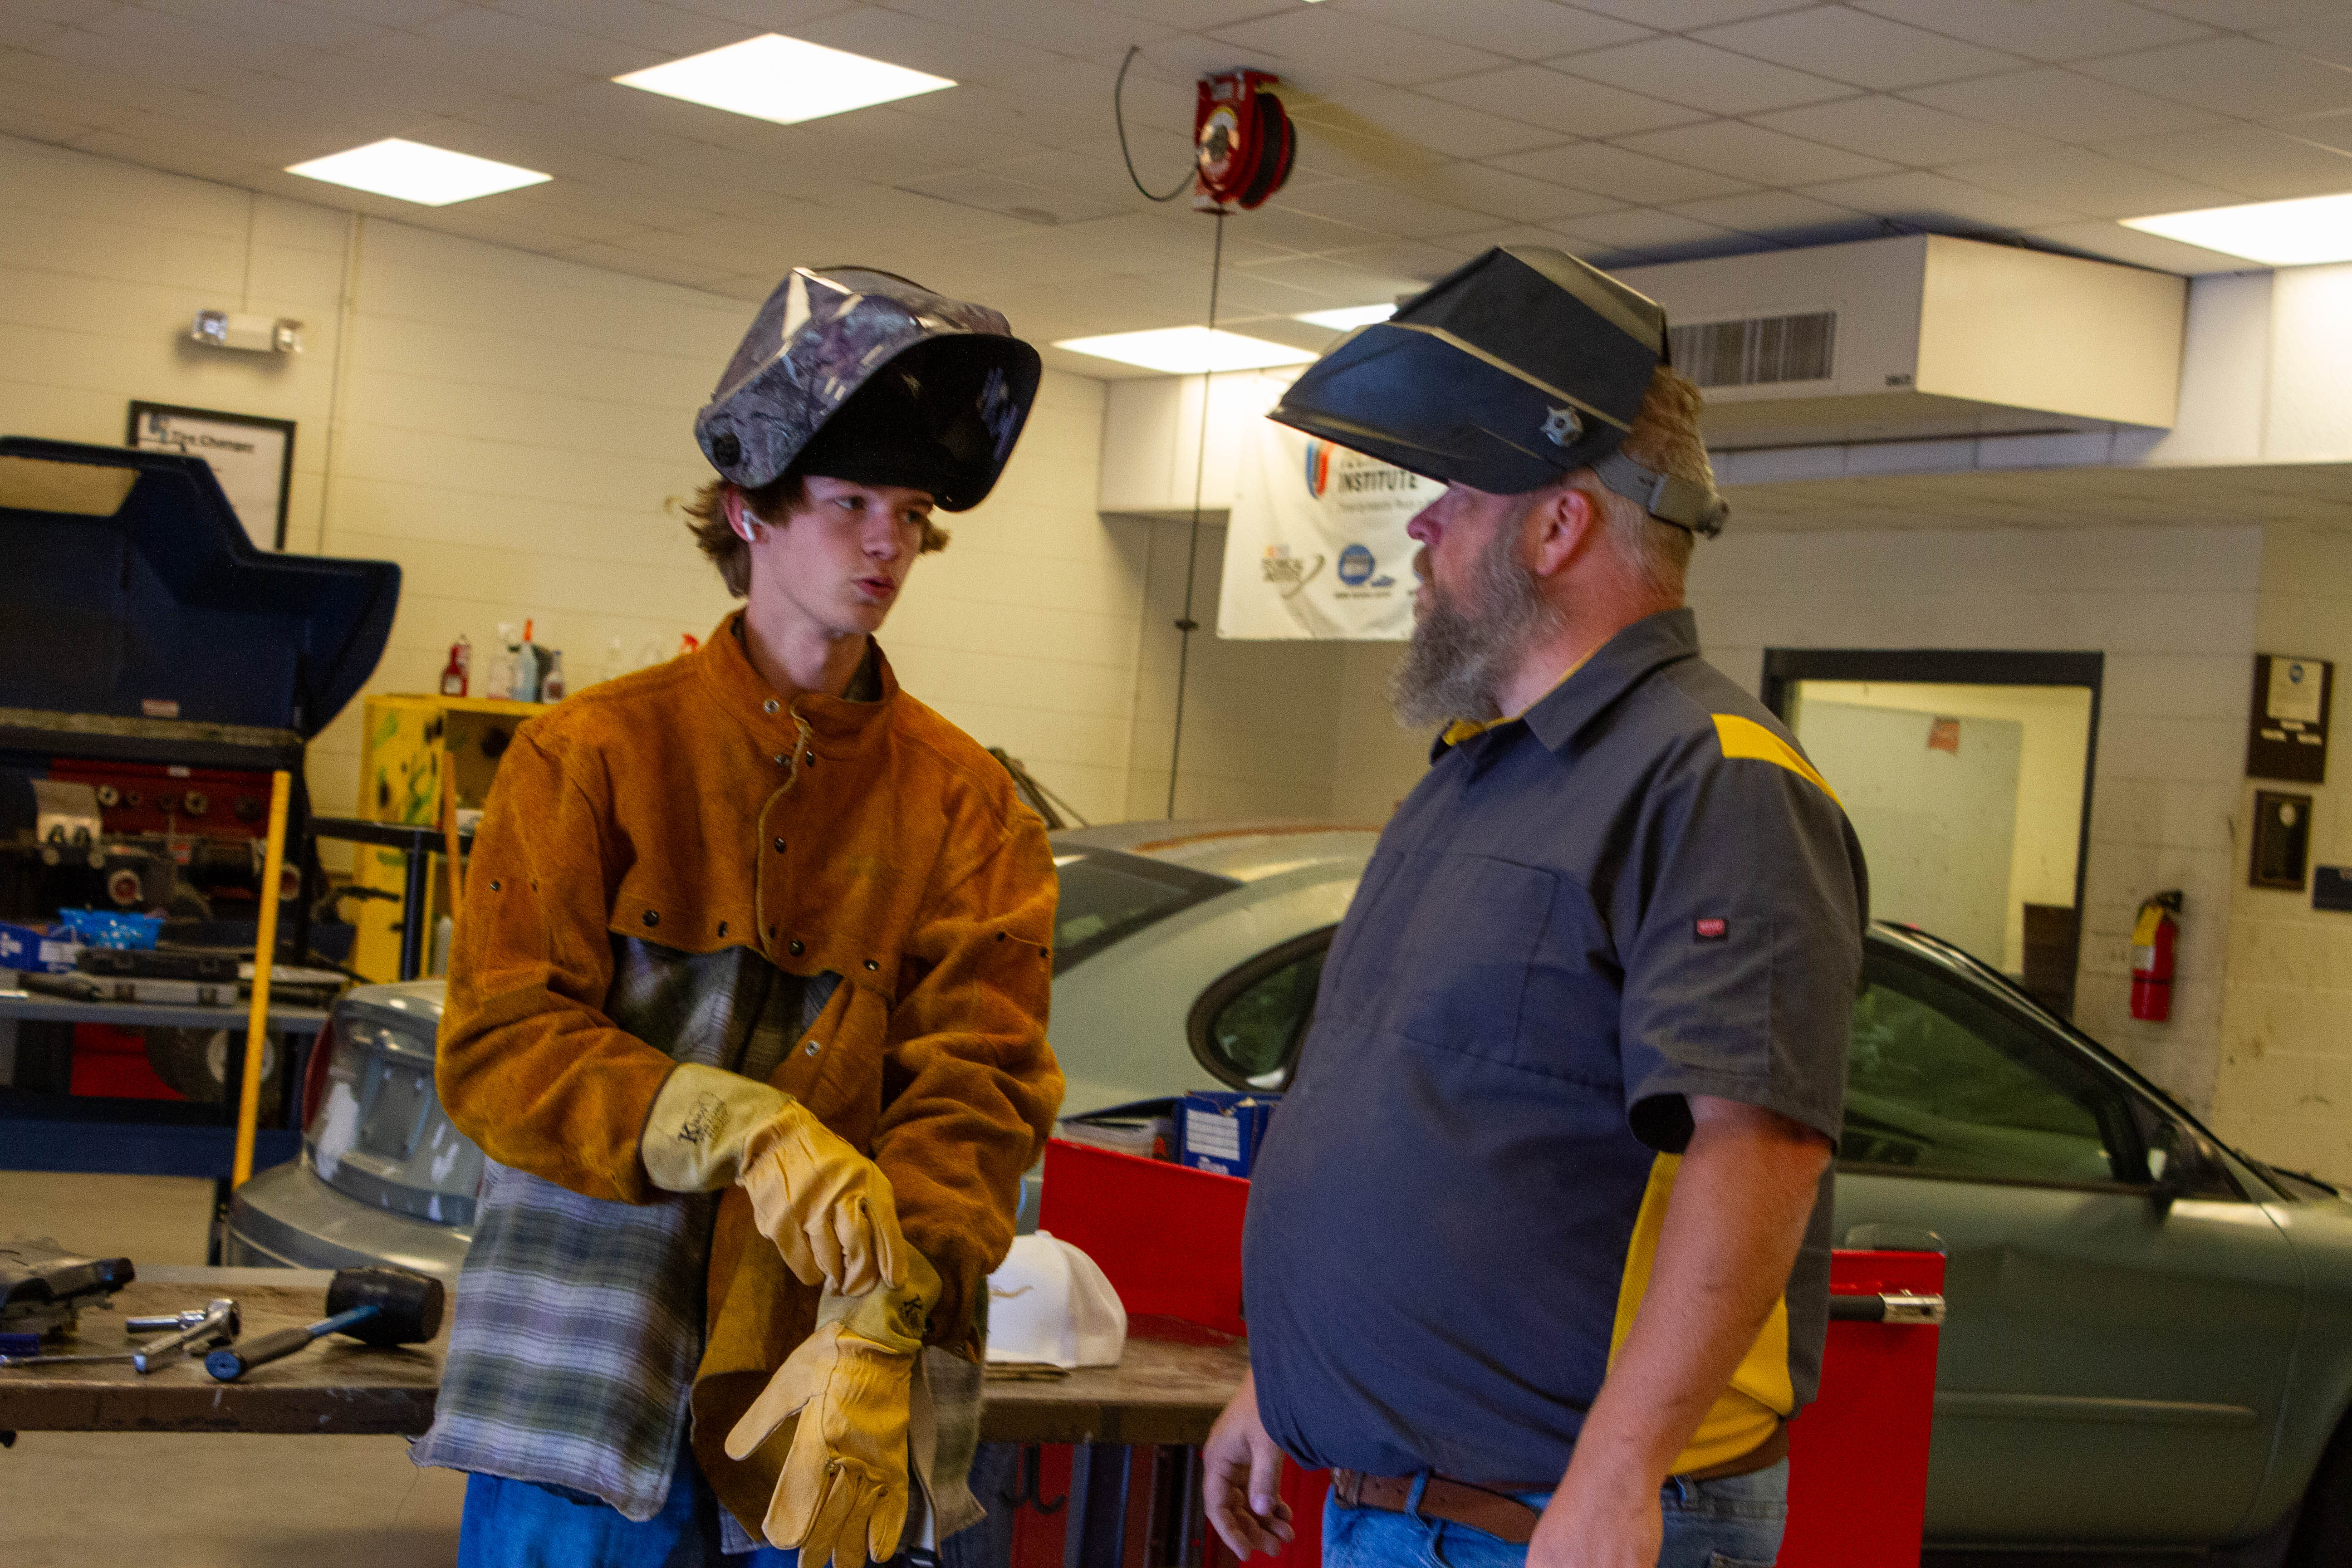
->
<box><xmin>1053</xmin><ymin>848</ymin><xmax>1236</xmax><ymax>973</ymax></box>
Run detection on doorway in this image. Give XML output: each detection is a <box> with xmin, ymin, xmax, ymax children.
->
<box><xmin>1763</xmin><ymin>651</ymin><xmax>2101</xmax><ymax>1017</ymax></box>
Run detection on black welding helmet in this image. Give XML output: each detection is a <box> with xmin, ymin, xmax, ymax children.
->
<box><xmin>1269</xmin><ymin>246</ymin><xmax>1727</xmax><ymax>536</ymax></box>
<box><xmin>696</xmin><ymin>267</ymin><xmax>1042</xmax><ymax>512</ymax></box>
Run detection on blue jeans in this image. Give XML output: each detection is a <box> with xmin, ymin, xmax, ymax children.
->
<box><xmin>1321</xmin><ymin>1460</ymin><xmax>1788</xmax><ymax>1568</ymax></box>
<box><xmin>457</xmin><ymin>1441</ymin><xmax>937</xmax><ymax>1568</ymax></box>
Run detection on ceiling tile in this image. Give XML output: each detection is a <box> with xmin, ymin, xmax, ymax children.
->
<box><xmin>1205</xmin><ymin>201</ymin><xmax>1382</xmax><ymax>256</ymax></box>
<box><xmin>1551</xmin><ymin>206</ymin><xmax>1754</xmax><ymax>261</ymax></box>
<box><xmin>1750</xmin><ymin>95</ymin><xmax>2058</xmax><ymax>165</ymax></box>
<box><xmin>2257</xmin><ymin>19</ymin><xmax>2352</xmax><ymax>70</ymax></box>
<box><xmin>482</xmin><ymin>0</ymin><xmax>747</xmax><ymax>57</ymax></box>
<box><xmin>1268</xmin><ymin>178</ymin><xmax>1499</xmax><ymax>240</ymax></box>
<box><xmin>1396</xmin><ymin>160</ymin><xmax>1626</xmax><ymax>221</ymax></box>
<box><xmin>146</xmin><ymin>0</ymin><xmax>393</xmax><ymax>53</ymax></box>
<box><xmin>1338</xmin><ymin>88</ymin><xmax>1578</xmax><ymax>160</ymax></box>
<box><xmin>2023</xmin><ymin>218</ymin><xmax>2263</xmax><ymax>274</ymax></box>
<box><xmin>1281</xmin><ymin>114</ymin><xmax>1452</xmax><ymax>181</ymax></box>
<box><xmin>1235</xmin><ymin>252</ymin><xmax>1431</xmax><ymax>304</ymax></box>
<box><xmin>1847</xmin><ymin>0</ymin><xmax>2210</xmax><ymax>62</ymax></box>
<box><xmin>2094</xmin><ymin>122</ymin><xmax>2352</xmax><ymax>200</ymax></box>
<box><xmin>420</xmin><ymin>9</ymin><xmax>662</xmax><ymax>77</ymax></box>
<box><xmin>1555</xmin><ymin>36</ymin><xmax>1857</xmax><ymax>115</ymax></box>
<box><xmin>1696</xmin><ymin>7</ymin><xmax>2020</xmax><ymax>91</ymax></box>
<box><xmin>2077</xmin><ymin>37</ymin><xmax>2352</xmax><ymax>122</ymax></box>
<box><xmin>791</xmin><ymin>5</ymin><xmax>1041</xmax><ymax>88</ymax></box>
<box><xmin>662</xmin><ymin>0</ymin><xmax>862</xmax><ymax>28</ymax></box>
<box><xmin>1572</xmin><ymin>0</ymin><xmax>1816</xmax><ymax>27</ymax></box>
<box><xmin>1329</xmin><ymin>0</ymin><xmax>1652</xmax><ymax>60</ymax></box>
<box><xmin>1205</xmin><ymin>9</ymin><xmax>1506</xmax><ymax>88</ymax></box>
<box><xmin>2130</xmin><ymin>0</ymin><xmax>2351</xmax><ymax>27</ymax></box>
<box><xmin>1796</xmin><ymin>168</ymin><xmax>2080</xmax><ymax>230</ymax></box>
<box><xmin>1664</xmin><ymin>187</ymin><xmax>1878</xmax><ymax>243</ymax></box>
<box><xmin>1417</xmin><ymin>63</ymin><xmax>1707</xmax><ymax>138</ymax></box>
<box><xmin>897</xmin><ymin>170</ymin><xmax>1127</xmax><ymax>229</ymax></box>
<box><xmin>1610</xmin><ymin>120</ymin><xmax>1897</xmax><ymax>185</ymax></box>
<box><xmin>289</xmin><ymin>0</ymin><xmax>464</xmax><ymax>24</ymax></box>
<box><xmin>1904</xmin><ymin>66</ymin><xmax>2227</xmax><ymax>142</ymax></box>
<box><xmin>1088</xmin><ymin>0</ymin><xmax>1305</xmax><ymax>29</ymax></box>
<box><xmin>1490</xmin><ymin>140</ymin><xmax>1761</xmax><ymax>202</ymax></box>
<box><xmin>1938</xmin><ymin>146</ymin><xmax>2243</xmax><ymax>219</ymax></box>
<box><xmin>880</xmin><ymin>0</ymin><xmax>1176</xmax><ymax>60</ymax></box>
<box><xmin>1324</xmin><ymin>235</ymin><xmax>1491</xmax><ymax>279</ymax></box>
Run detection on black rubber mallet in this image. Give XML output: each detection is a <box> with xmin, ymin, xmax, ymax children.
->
<box><xmin>203</xmin><ymin>1266</ymin><xmax>443</xmax><ymax>1382</ymax></box>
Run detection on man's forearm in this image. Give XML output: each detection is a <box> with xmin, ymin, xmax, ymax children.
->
<box><xmin>1558</xmin><ymin>1097</ymin><xmax>1832</xmax><ymax>1496</ymax></box>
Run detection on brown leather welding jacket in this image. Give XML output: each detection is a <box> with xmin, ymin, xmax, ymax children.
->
<box><xmin>434</xmin><ymin>612</ymin><xmax>1063</xmax><ymax>1517</ymax></box>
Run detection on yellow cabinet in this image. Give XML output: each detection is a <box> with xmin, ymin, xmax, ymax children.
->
<box><xmin>350</xmin><ymin>693</ymin><xmax>547</xmax><ymax>982</ymax></box>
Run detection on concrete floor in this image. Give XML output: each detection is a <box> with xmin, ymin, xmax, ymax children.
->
<box><xmin>0</xmin><ymin>1170</ymin><xmax>466</xmax><ymax>1567</ymax></box>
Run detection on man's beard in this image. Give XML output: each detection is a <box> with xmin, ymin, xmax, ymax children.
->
<box><xmin>1388</xmin><ymin>507</ymin><xmax>1564</xmax><ymax>730</ymax></box>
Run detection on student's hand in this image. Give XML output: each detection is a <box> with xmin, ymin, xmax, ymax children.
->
<box><xmin>1203</xmin><ymin>1371</ymin><xmax>1295</xmax><ymax>1559</ymax></box>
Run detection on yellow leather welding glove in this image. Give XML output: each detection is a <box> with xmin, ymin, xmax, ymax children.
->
<box><xmin>725</xmin><ymin>1247</ymin><xmax>942</xmax><ymax>1568</ymax></box>
<box><xmin>639</xmin><ymin>1062</ymin><xmax>906</xmax><ymax>1296</ymax></box>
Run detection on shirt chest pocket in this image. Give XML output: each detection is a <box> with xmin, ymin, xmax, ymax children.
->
<box><xmin>1335</xmin><ymin>852</ymin><xmax>1559</xmax><ymax>1059</ymax></box>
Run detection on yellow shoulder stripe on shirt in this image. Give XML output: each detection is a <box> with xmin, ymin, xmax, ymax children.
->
<box><xmin>1711</xmin><ymin>714</ymin><xmax>1841</xmax><ymax>808</ymax></box>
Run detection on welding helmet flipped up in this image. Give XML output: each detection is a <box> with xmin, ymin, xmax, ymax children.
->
<box><xmin>695</xmin><ymin>267</ymin><xmax>1042</xmax><ymax>512</ymax></box>
<box><xmin>1269</xmin><ymin>246</ymin><xmax>1728</xmax><ymax>537</ymax></box>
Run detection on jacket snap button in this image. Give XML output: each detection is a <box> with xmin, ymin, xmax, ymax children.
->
<box><xmin>488</xmin><ymin>880</ymin><xmax>501</xmax><ymax>892</ymax></box>
<box><xmin>642</xmin><ymin>910</ymin><xmax>659</xmax><ymax>927</ymax></box>
<box><xmin>773</xmin><ymin>754</ymin><xmax>786</xmax><ymax>766</ymax></box>
<box><xmin>803</xmin><ymin>751</ymin><xmax>815</xmax><ymax>764</ymax></box>
<box><xmin>863</xmin><ymin>960</ymin><xmax>878</xmax><ymax>971</ymax></box>
<box><xmin>718</xmin><ymin>921</ymin><xmax>729</xmax><ymax>937</ymax></box>
<box><xmin>763</xmin><ymin>699</ymin><xmax>779</xmax><ymax>714</ymax></box>
<box><xmin>788</xmin><ymin>939</ymin><xmax>804</xmax><ymax>956</ymax></box>
<box><xmin>774</xmin><ymin>837</ymin><xmax>786</xmax><ymax>853</ymax></box>
<box><xmin>804</xmin><ymin>1039</ymin><xmax>819</xmax><ymax>1057</ymax></box>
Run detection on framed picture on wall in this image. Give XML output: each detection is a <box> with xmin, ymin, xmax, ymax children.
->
<box><xmin>126</xmin><ymin>401</ymin><xmax>295</xmax><ymax>551</ymax></box>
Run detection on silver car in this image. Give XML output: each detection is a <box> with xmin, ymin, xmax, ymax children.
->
<box><xmin>230</xmin><ymin>820</ymin><xmax>2352</xmax><ymax>1562</ymax></box>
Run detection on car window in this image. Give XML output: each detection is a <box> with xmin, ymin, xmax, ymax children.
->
<box><xmin>1190</xmin><ymin>931</ymin><xmax>1333</xmax><ymax>1091</ymax></box>
<box><xmin>1052</xmin><ymin>848</ymin><xmax>1237</xmax><ymax>974</ymax></box>
<box><xmin>1843</xmin><ymin>951</ymin><xmax>2125</xmax><ymax>1186</ymax></box>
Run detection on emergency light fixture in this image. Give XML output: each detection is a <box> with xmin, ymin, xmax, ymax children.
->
<box><xmin>1295</xmin><ymin>304</ymin><xmax>1396</xmax><ymax>330</ymax></box>
<box><xmin>614</xmin><ymin>34</ymin><xmax>955</xmax><ymax>125</ymax></box>
<box><xmin>1054</xmin><ymin>327</ymin><xmax>1318</xmax><ymax>374</ymax></box>
<box><xmin>284</xmin><ymin>139</ymin><xmax>551</xmax><ymax>206</ymax></box>
<box><xmin>2122</xmin><ymin>192</ymin><xmax>2352</xmax><ymax>266</ymax></box>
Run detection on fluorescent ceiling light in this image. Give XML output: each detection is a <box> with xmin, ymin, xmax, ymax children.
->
<box><xmin>1295</xmin><ymin>303</ymin><xmax>1395</xmax><ymax>330</ymax></box>
<box><xmin>2122</xmin><ymin>192</ymin><xmax>2352</xmax><ymax>266</ymax></box>
<box><xmin>1054</xmin><ymin>328</ymin><xmax>1319</xmax><ymax>374</ymax></box>
<box><xmin>615</xmin><ymin>34</ymin><xmax>955</xmax><ymax>125</ymax></box>
<box><xmin>284</xmin><ymin>139</ymin><xmax>550</xmax><ymax>206</ymax></box>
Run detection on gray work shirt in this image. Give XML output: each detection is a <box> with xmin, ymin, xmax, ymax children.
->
<box><xmin>1241</xmin><ymin>608</ymin><xmax>1867</xmax><ymax>1485</ymax></box>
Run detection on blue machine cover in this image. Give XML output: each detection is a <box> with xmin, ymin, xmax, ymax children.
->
<box><xmin>0</xmin><ymin>436</ymin><xmax>399</xmax><ymax>741</ymax></box>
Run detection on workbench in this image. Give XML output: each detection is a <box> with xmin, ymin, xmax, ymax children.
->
<box><xmin>0</xmin><ymin>1269</ymin><xmax>1249</xmax><ymax>1445</ymax></box>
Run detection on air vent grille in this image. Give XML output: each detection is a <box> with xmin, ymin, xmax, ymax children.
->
<box><xmin>1669</xmin><ymin>311</ymin><xmax>1836</xmax><ymax>389</ymax></box>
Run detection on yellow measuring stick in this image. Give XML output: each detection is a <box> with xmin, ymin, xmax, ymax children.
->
<box><xmin>231</xmin><ymin>769</ymin><xmax>293</xmax><ymax>1188</ymax></box>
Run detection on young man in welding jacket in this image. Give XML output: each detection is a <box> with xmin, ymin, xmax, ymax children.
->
<box><xmin>412</xmin><ymin>267</ymin><xmax>1066</xmax><ymax>1568</ymax></box>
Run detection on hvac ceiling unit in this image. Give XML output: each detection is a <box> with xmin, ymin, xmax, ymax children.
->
<box><xmin>1614</xmin><ymin>235</ymin><xmax>2186</xmax><ymax>451</ymax></box>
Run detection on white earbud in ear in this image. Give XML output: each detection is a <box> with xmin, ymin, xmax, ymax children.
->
<box><xmin>725</xmin><ymin>490</ymin><xmax>757</xmax><ymax>545</ymax></box>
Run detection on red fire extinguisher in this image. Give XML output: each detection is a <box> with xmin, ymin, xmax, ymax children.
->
<box><xmin>2130</xmin><ymin>891</ymin><xmax>2183</xmax><ymax>1022</ymax></box>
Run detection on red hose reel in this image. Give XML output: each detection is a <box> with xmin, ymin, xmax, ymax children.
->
<box><xmin>1194</xmin><ymin>69</ymin><xmax>1294</xmax><ymax>211</ymax></box>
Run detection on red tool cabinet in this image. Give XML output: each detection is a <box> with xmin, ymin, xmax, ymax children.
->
<box><xmin>1030</xmin><ymin>1139</ymin><xmax>1944</xmax><ymax>1567</ymax></box>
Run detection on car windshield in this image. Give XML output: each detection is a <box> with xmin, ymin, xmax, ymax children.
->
<box><xmin>1052</xmin><ymin>848</ymin><xmax>1236</xmax><ymax>974</ymax></box>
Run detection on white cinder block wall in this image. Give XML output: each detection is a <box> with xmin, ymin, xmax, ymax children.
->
<box><xmin>2214</xmin><ymin>525</ymin><xmax>2352</xmax><ymax>1180</ymax></box>
<box><xmin>1690</xmin><ymin>525</ymin><xmax>2263</xmax><ymax>1118</ymax></box>
<box><xmin>0</xmin><ymin>132</ymin><xmax>1136</xmax><ymax>831</ymax></box>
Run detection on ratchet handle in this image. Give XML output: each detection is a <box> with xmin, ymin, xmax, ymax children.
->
<box><xmin>205</xmin><ymin>1304</ymin><xmax>378</xmax><ymax>1381</ymax></box>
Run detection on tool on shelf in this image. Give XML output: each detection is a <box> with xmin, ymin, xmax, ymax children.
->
<box><xmin>202</xmin><ymin>1267</ymin><xmax>443</xmax><ymax>1382</ymax></box>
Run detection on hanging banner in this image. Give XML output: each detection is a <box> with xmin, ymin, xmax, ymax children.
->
<box><xmin>1218</xmin><ymin>416</ymin><xmax>1430</xmax><ymax>640</ymax></box>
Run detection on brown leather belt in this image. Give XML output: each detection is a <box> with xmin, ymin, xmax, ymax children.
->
<box><xmin>1329</xmin><ymin>1424</ymin><xmax>1789</xmax><ymax>1547</ymax></box>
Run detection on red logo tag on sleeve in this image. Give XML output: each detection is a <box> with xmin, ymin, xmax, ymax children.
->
<box><xmin>1694</xmin><ymin>917</ymin><xmax>1728</xmax><ymax>941</ymax></box>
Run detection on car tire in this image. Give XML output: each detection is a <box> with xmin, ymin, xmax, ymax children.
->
<box><xmin>2286</xmin><ymin>1411</ymin><xmax>2352</xmax><ymax>1567</ymax></box>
